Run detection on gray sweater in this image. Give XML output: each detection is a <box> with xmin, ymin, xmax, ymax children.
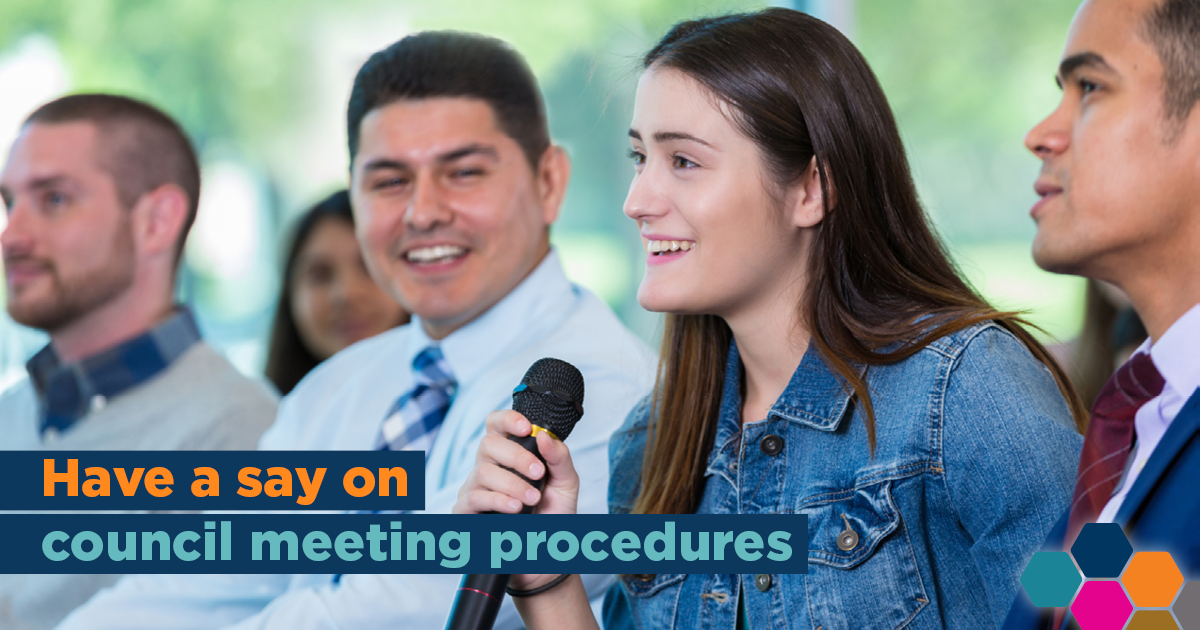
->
<box><xmin>0</xmin><ymin>342</ymin><xmax>279</xmax><ymax>630</ymax></box>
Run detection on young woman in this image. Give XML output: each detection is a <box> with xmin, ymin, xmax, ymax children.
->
<box><xmin>264</xmin><ymin>190</ymin><xmax>408</xmax><ymax>394</ymax></box>
<box><xmin>454</xmin><ymin>9</ymin><xmax>1084</xmax><ymax>629</ymax></box>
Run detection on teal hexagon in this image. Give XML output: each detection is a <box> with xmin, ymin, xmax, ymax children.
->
<box><xmin>1021</xmin><ymin>551</ymin><xmax>1084</xmax><ymax>607</ymax></box>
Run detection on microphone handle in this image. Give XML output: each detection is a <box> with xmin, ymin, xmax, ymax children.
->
<box><xmin>446</xmin><ymin>574</ymin><xmax>511</xmax><ymax>630</ymax></box>
<box><xmin>506</xmin><ymin>432</ymin><xmax>548</xmax><ymax>515</ymax></box>
<box><xmin>445</xmin><ymin>433</ymin><xmax>548</xmax><ymax>630</ymax></box>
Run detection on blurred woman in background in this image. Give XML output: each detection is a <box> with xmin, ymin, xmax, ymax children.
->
<box><xmin>264</xmin><ymin>190</ymin><xmax>408</xmax><ymax>394</ymax></box>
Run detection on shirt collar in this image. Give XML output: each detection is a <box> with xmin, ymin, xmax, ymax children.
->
<box><xmin>1145</xmin><ymin>302</ymin><xmax>1200</xmax><ymax>405</ymax></box>
<box><xmin>407</xmin><ymin>249</ymin><xmax>577</xmax><ymax>388</ymax></box>
<box><xmin>27</xmin><ymin>307</ymin><xmax>202</xmax><ymax>433</ymax></box>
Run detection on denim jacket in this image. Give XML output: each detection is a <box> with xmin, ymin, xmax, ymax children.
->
<box><xmin>603</xmin><ymin>322</ymin><xmax>1082</xmax><ymax>630</ymax></box>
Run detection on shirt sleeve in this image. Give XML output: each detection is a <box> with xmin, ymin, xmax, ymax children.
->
<box><xmin>940</xmin><ymin>326</ymin><xmax>1083</xmax><ymax>626</ymax></box>
<box><xmin>204</xmin><ymin>374</ymin><xmax>627</xmax><ymax>630</ymax></box>
<box><xmin>53</xmin><ymin>381</ymin><xmax>301</xmax><ymax>630</ymax></box>
<box><xmin>201</xmin><ymin>366</ymin><xmax>635</xmax><ymax>629</ymax></box>
<box><xmin>54</xmin><ymin>574</ymin><xmax>290</xmax><ymax>630</ymax></box>
<box><xmin>56</xmin><ymin>314</ymin><xmax>649</xmax><ymax>630</ymax></box>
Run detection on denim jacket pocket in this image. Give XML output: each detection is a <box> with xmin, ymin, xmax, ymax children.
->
<box><xmin>625</xmin><ymin>572</ymin><xmax>687</xmax><ymax>598</ymax></box>
<box><xmin>619</xmin><ymin>573</ymin><xmax>687</xmax><ymax>629</ymax></box>
<box><xmin>800</xmin><ymin>480</ymin><xmax>929</xmax><ymax>630</ymax></box>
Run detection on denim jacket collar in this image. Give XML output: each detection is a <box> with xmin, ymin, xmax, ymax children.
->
<box><xmin>771</xmin><ymin>341</ymin><xmax>859</xmax><ymax>430</ymax></box>
<box><xmin>707</xmin><ymin>340</ymin><xmax>856</xmax><ymax>473</ymax></box>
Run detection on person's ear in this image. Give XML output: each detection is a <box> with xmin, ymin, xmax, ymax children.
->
<box><xmin>788</xmin><ymin>156</ymin><xmax>830</xmax><ymax>229</ymax></box>
<box><xmin>132</xmin><ymin>183</ymin><xmax>190</xmax><ymax>262</ymax></box>
<box><xmin>535</xmin><ymin>145</ymin><xmax>571</xmax><ymax>226</ymax></box>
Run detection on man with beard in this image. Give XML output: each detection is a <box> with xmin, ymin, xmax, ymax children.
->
<box><xmin>0</xmin><ymin>94</ymin><xmax>278</xmax><ymax>630</ymax></box>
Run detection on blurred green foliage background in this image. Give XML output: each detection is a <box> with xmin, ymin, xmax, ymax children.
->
<box><xmin>0</xmin><ymin>0</ymin><xmax>1086</xmax><ymax>384</ymax></box>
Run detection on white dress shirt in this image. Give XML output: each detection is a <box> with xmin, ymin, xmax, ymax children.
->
<box><xmin>1098</xmin><ymin>303</ymin><xmax>1200</xmax><ymax>523</ymax></box>
<box><xmin>56</xmin><ymin>250</ymin><xmax>656</xmax><ymax>630</ymax></box>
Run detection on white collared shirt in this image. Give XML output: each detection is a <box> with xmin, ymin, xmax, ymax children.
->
<box><xmin>1098</xmin><ymin>303</ymin><xmax>1200</xmax><ymax>523</ymax></box>
<box><xmin>57</xmin><ymin>250</ymin><xmax>656</xmax><ymax>630</ymax></box>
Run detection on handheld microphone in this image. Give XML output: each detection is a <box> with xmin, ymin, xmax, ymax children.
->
<box><xmin>445</xmin><ymin>358</ymin><xmax>585</xmax><ymax>630</ymax></box>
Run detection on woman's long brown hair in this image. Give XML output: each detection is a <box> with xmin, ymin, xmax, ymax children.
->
<box><xmin>631</xmin><ymin>9</ymin><xmax>1087</xmax><ymax>518</ymax></box>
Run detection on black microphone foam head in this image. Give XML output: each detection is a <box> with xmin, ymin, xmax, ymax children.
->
<box><xmin>512</xmin><ymin>358</ymin><xmax>585</xmax><ymax>440</ymax></box>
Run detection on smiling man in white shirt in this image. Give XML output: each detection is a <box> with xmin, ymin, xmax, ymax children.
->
<box><xmin>57</xmin><ymin>31</ymin><xmax>655</xmax><ymax>630</ymax></box>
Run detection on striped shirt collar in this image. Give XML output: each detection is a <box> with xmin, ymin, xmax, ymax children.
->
<box><xmin>26</xmin><ymin>307</ymin><xmax>202</xmax><ymax>434</ymax></box>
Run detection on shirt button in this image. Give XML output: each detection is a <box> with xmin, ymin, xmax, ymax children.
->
<box><xmin>89</xmin><ymin>395</ymin><xmax>107</xmax><ymax>413</ymax></box>
<box><xmin>759</xmin><ymin>434</ymin><xmax>783</xmax><ymax>456</ymax></box>
<box><xmin>754</xmin><ymin>574</ymin><xmax>772</xmax><ymax>592</ymax></box>
<box><xmin>44</xmin><ymin>427</ymin><xmax>60</xmax><ymax>443</ymax></box>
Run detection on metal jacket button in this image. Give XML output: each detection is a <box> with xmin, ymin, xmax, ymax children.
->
<box><xmin>759</xmin><ymin>434</ymin><xmax>783</xmax><ymax>456</ymax></box>
<box><xmin>754</xmin><ymin>574</ymin><xmax>772</xmax><ymax>592</ymax></box>
<box><xmin>837</xmin><ymin>514</ymin><xmax>859</xmax><ymax>551</ymax></box>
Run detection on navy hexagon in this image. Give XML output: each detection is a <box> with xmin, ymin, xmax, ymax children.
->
<box><xmin>1070</xmin><ymin>523</ymin><xmax>1133</xmax><ymax>578</ymax></box>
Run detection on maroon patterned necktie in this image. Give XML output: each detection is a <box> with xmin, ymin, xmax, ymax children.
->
<box><xmin>1065</xmin><ymin>352</ymin><xmax>1165</xmax><ymax>544</ymax></box>
<box><xmin>1053</xmin><ymin>353</ymin><xmax>1164</xmax><ymax>629</ymax></box>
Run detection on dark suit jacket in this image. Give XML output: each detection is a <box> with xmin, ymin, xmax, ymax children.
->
<box><xmin>1001</xmin><ymin>387</ymin><xmax>1200</xmax><ymax>629</ymax></box>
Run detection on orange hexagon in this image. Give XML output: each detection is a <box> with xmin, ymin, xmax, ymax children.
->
<box><xmin>1122</xmin><ymin>551</ymin><xmax>1185</xmax><ymax>607</ymax></box>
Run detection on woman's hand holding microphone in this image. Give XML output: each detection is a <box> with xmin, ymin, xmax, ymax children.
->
<box><xmin>452</xmin><ymin>409</ymin><xmax>598</xmax><ymax>630</ymax></box>
<box><xmin>454</xmin><ymin>409</ymin><xmax>580</xmax><ymax>518</ymax></box>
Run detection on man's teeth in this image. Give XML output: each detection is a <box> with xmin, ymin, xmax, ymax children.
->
<box><xmin>406</xmin><ymin>245</ymin><xmax>466</xmax><ymax>263</ymax></box>
<box><xmin>646</xmin><ymin>240</ymin><xmax>694</xmax><ymax>254</ymax></box>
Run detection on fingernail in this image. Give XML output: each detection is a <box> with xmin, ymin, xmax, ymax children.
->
<box><xmin>508</xmin><ymin>499</ymin><xmax>521</xmax><ymax>511</ymax></box>
<box><xmin>529</xmin><ymin>462</ymin><xmax>544</xmax><ymax>478</ymax></box>
<box><xmin>525</xmin><ymin>488</ymin><xmax>540</xmax><ymax>504</ymax></box>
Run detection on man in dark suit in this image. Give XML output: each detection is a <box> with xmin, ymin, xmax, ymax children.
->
<box><xmin>1005</xmin><ymin>0</ymin><xmax>1200</xmax><ymax>626</ymax></box>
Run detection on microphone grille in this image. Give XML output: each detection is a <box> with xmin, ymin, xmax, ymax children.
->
<box><xmin>512</xmin><ymin>358</ymin><xmax>585</xmax><ymax>440</ymax></box>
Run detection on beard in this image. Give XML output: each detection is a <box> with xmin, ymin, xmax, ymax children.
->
<box><xmin>5</xmin><ymin>228</ymin><xmax>137</xmax><ymax>334</ymax></box>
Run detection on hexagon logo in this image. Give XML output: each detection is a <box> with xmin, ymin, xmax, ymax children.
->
<box><xmin>1122</xmin><ymin>552</ymin><xmax>1184</xmax><ymax>607</ymax></box>
<box><xmin>1072</xmin><ymin>523</ymin><xmax>1134</xmax><ymax>578</ymax></box>
<box><xmin>1021</xmin><ymin>552</ymin><xmax>1084</xmax><ymax>607</ymax></box>
<box><xmin>1071</xmin><ymin>580</ymin><xmax>1133</xmax><ymax>630</ymax></box>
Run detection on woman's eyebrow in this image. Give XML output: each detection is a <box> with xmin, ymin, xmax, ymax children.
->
<box><xmin>627</xmin><ymin>128</ymin><xmax>715</xmax><ymax>148</ymax></box>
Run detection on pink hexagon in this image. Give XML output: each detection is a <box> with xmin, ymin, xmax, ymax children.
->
<box><xmin>1071</xmin><ymin>581</ymin><xmax>1133</xmax><ymax>630</ymax></box>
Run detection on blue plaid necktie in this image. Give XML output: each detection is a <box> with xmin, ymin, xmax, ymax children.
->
<box><xmin>333</xmin><ymin>348</ymin><xmax>456</xmax><ymax>586</ymax></box>
<box><xmin>377</xmin><ymin>346</ymin><xmax>457</xmax><ymax>454</ymax></box>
